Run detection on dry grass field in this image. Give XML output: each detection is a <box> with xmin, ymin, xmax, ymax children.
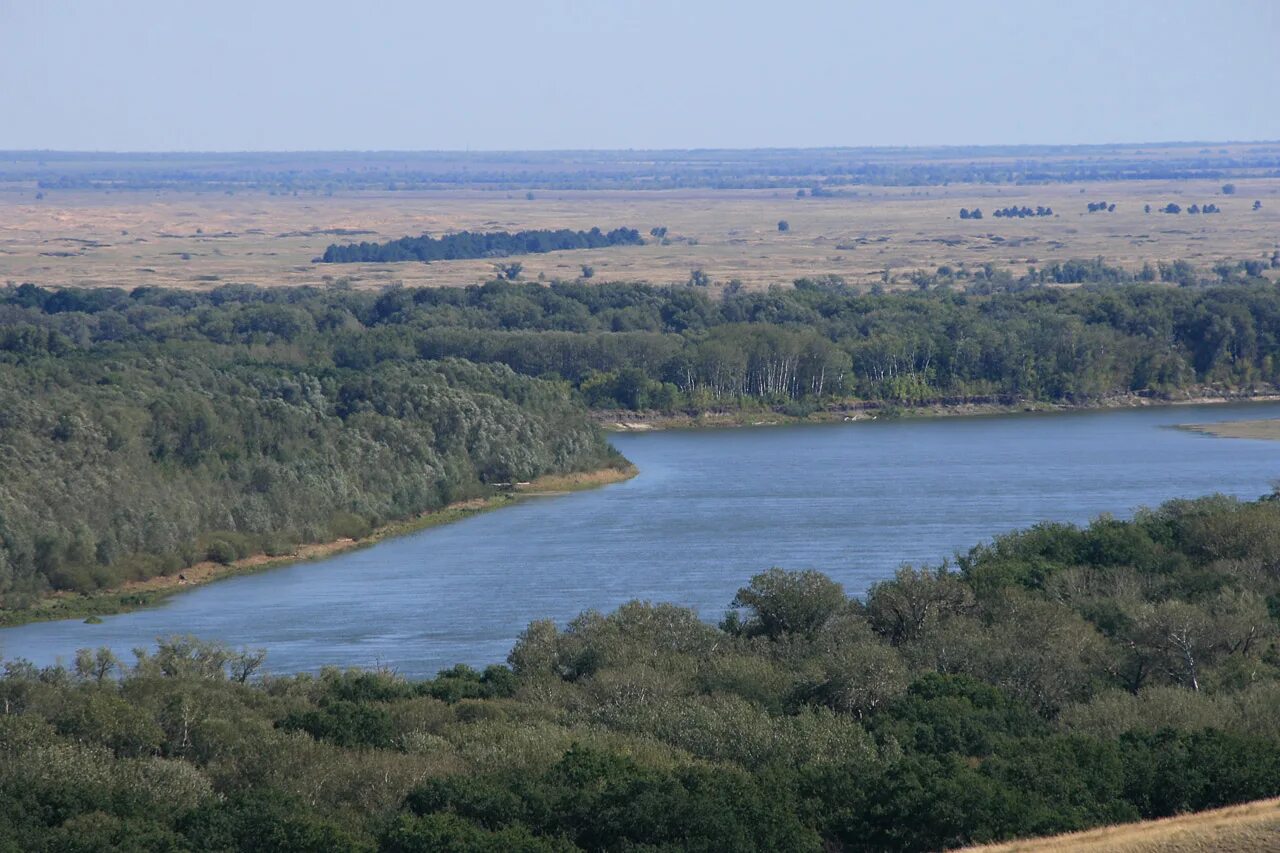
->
<box><xmin>962</xmin><ymin>798</ymin><xmax>1280</xmax><ymax>852</ymax></box>
<box><xmin>2</xmin><ymin>177</ymin><xmax>1278</xmax><ymax>292</ymax></box>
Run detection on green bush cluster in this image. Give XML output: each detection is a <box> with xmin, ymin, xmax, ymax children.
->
<box><xmin>5</xmin><ymin>495</ymin><xmax>1280</xmax><ymax>850</ymax></box>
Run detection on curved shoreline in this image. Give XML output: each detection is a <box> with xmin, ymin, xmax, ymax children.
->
<box><xmin>596</xmin><ymin>390</ymin><xmax>1280</xmax><ymax>431</ymax></box>
<box><xmin>0</xmin><ymin>464</ymin><xmax>637</xmax><ymax>629</ymax></box>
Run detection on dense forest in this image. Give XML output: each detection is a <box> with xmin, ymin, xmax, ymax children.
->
<box><xmin>5</xmin><ymin>493</ymin><xmax>1280</xmax><ymax>850</ymax></box>
<box><xmin>4</xmin><ymin>267</ymin><xmax>1280</xmax><ymax>609</ymax></box>
<box><xmin>12</xmin><ymin>261</ymin><xmax>1280</xmax><ymax>413</ymax></box>
<box><xmin>0</xmin><ymin>286</ymin><xmax>623</xmax><ymax>609</ymax></box>
<box><xmin>320</xmin><ymin>228</ymin><xmax>644</xmax><ymax>264</ymax></box>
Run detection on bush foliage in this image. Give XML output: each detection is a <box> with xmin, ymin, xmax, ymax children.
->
<box><xmin>6</xmin><ymin>494</ymin><xmax>1280</xmax><ymax>849</ymax></box>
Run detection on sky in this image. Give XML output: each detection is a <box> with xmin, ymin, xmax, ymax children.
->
<box><xmin>2</xmin><ymin>0</ymin><xmax>1277</xmax><ymax>151</ymax></box>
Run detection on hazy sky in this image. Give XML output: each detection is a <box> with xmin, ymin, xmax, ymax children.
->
<box><xmin>3</xmin><ymin>0</ymin><xmax>1277</xmax><ymax>151</ymax></box>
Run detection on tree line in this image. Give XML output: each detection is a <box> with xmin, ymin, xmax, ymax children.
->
<box><xmin>5</xmin><ymin>265</ymin><xmax>1280</xmax><ymax>421</ymax></box>
<box><xmin>5</xmin><ymin>492</ymin><xmax>1280</xmax><ymax>849</ymax></box>
<box><xmin>320</xmin><ymin>227</ymin><xmax>644</xmax><ymax>263</ymax></box>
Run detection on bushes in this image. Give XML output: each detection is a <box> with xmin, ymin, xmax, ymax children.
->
<box><xmin>277</xmin><ymin>701</ymin><xmax>395</xmax><ymax>750</ymax></box>
<box><xmin>8</xmin><ymin>495</ymin><xmax>1280</xmax><ymax>848</ymax></box>
<box><xmin>327</xmin><ymin>513</ymin><xmax>373</xmax><ymax>542</ymax></box>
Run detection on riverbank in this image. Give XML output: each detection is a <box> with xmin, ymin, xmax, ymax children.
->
<box><xmin>596</xmin><ymin>389</ymin><xmax>1280</xmax><ymax>431</ymax></box>
<box><xmin>1178</xmin><ymin>418</ymin><xmax>1280</xmax><ymax>441</ymax></box>
<box><xmin>0</xmin><ymin>463</ymin><xmax>637</xmax><ymax>629</ymax></box>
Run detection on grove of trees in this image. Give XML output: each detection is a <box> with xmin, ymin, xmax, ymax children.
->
<box><xmin>0</xmin><ymin>284</ymin><xmax>624</xmax><ymax>610</ymax></box>
<box><xmin>320</xmin><ymin>228</ymin><xmax>644</xmax><ymax>264</ymax></box>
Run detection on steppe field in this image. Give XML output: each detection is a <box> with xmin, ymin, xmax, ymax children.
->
<box><xmin>963</xmin><ymin>797</ymin><xmax>1280</xmax><ymax>852</ymax></box>
<box><xmin>2</xmin><ymin>145</ymin><xmax>1279</xmax><ymax>292</ymax></box>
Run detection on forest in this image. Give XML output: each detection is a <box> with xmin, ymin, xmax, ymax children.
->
<box><xmin>4</xmin><ymin>492</ymin><xmax>1280</xmax><ymax>850</ymax></box>
<box><xmin>320</xmin><ymin>228</ymin><xmax>644</xmax><ymax>264</ymax></box>
<box><xmin>0</xmin><ymin>285</ymin><xmax>623</xmax><ymax>609</ymax></box>
<box><xmin>4</xmin><ymin>266</ymin><xmax>1280</xmax><ymax>611</ymax></box>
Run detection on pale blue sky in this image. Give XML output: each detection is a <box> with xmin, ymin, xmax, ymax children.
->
<box><xmin>2</xmin><ymin>0</ymin><xmax>1277</xmax><ymax>151</ymax></box>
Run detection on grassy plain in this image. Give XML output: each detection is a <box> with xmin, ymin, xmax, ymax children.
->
<box><xmin>963</xmin><ymin>797</ymin><xmax>1280</xmax><ymax>852</ymax></box>
<box><xmin>2</xmin><ymin>178</ymin><xmax>1278</xmax><ymax>292</ymax></box>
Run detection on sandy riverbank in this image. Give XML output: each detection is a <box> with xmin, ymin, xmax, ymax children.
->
<box><xmin>597</xmin><ymin>390</ymin><xmax>1280</xmax><ymax>432</ymax></box>
<box><xmin>1177</xmin><ymin>419</ymin><xmax>1280</xmax><ymax>441</ymax></box>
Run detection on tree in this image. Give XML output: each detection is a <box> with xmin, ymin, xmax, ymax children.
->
<box><xmin>728</xmin><ymin>568</ymin><xmax>846</xmax><ymax>639</ymax></box>
<box><xmin>1163</xmin><ymin>203</ymin><xmax>1181</xmax><ymax>214</ymax></box>
<box><xmin>688</xmin><ymin>268</ymin><xmax>711</xmax><ymax>287</ymax></box>
<box><xmin>580</xmin><ymin>264</ymin><xmax>594</xmax><ymax>279</ymax></box>
<box><xmin>495</xmin><ymin>262</ymin><xmax>523</xmax><ymax>281</ymax></box>
<box><xmin>74</xmin><ymin>647</ymin><xmax>121</xmax><ymax>683</ymax></box>
<box><xmin>777</xmin><ymin>220</ymin><xmax>790</xmax><ymax>232</ymax></box>
<box><xmin>1254</xmin><ymin>200</ymin><xmax>1263</xmax><ymax>211</ymax></box>
<box><xmin>866</xmin><ymin>565</ymin><xmax>973</xmax><ymax>646</ymax></box>
<box><xmin>1222</xmin><ymin>183</ymin><xmax>1236</xmax><ymax>195</ymax></box>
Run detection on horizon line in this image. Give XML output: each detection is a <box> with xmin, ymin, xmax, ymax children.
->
<box><xmin>3</xmin><ymin>139</ymin><xmax>1279</xmax><ymax>157</ymax></box>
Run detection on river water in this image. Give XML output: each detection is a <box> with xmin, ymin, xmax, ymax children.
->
<box><xmin>3</xmin><ymin>402</ymin><xmax>1280</xmax><ymax>677</ymax></box>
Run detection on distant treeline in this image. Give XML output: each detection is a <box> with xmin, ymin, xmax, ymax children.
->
<box><xmin>7</xmin><ymin>492</ymin><xmax>1280</xmax><ymax>849</ymax></box>
<box><xmin>994</xmin><ymin>205</ymin><xmax>1053</xmax><ymax>218</ymax></box>
<box><xmin>4</xmin><ymin>259</ymin><xmax>1280</xmax><ymax>422</ymax></box>
<box><xmin>8</xmin><ymin>145</ymin><xmax>1280</xmax><ymax>192</ymax></box>
<box><xmin>320</xmin><ymin>227</ymin><xmax>644</xmax><ymax>263</ymax></box>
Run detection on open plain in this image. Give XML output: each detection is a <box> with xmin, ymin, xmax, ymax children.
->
<box><xmin>3</xmin><ymin>147</ymin><xmax>1279</xmax><ymax>292</ymax></box>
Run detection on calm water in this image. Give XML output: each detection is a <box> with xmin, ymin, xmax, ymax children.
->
<box><xmin>4</xmin><ymin>403</ymin><xmax>1280</xmax><ymax>677</ymax></box>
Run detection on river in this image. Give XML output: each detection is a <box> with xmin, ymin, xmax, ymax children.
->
<box><xmin>3</xmin><ymin>402</ymin><xmax>1280</xmax><ymax>677</ymax></box>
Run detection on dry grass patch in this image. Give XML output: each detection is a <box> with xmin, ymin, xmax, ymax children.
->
<box><xmin>3</xmin><ymin>178</ymin><xmax>1278</xmax><ymax>292</ymax></box>
<box><xmin>963</xmin><ymin>798</ymin><xmax>1280</xmax><ymax>852</ymax></box>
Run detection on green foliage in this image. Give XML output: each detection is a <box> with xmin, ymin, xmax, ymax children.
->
<box><xmin>0</xmin><ymin>287</ymin><xmax>622</xmax><ymax>605</ymax></box>
<box><xmin>278</xmin><ymin>700</ymin><xmax>395</xmax><ymax>749</ymax></box>
<box><xmin>9</xmin><ymin>280</ymin><xmax>1280</xmax><ymax>847</ymax></box>
<box><xmin>13</xmin><ymin>275</ymin><xmax>1280</xmax><ymax>435</ymax></box>
<box><xmin>728</xmin><ymin>568</ymin><xmax>847</xmax><ymax>639</ymax></box>
<box><xmin>321</xmin><ymin>227</ymin><xmax>644</xmax><ymax>263</ymax></box>
<box><xmin>5</xmin><ymin>497</ymin><xmax>1280</xmax><ymax>848</ymax></box>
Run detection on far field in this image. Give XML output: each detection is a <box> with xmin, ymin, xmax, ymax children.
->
<box><xmin>2</xmin><ymin>147</ymin><xmax>1278</xmax><ymax>292</ymax></box>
